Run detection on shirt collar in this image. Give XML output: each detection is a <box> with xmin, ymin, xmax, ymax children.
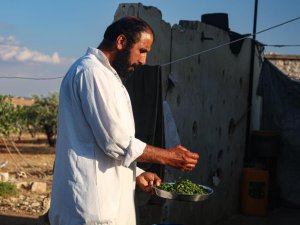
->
<box><xmin>86</xmin><ymin>47</ymin><xmax>122</xmax><ymax>82</ymax></box>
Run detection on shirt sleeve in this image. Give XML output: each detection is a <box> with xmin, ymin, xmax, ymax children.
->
<box><xmin>136</xmin><ymin>166</ymin><xmax>145</xmax><ymax>177</ymax></box>
<box><xmin>76</xmin><ymin>66</ymin><xmax>146</xmax><ymax>167</ymax></box>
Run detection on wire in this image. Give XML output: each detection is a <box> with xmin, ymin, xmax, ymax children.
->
<box><xmin>264</xmin><ymin>44</ymin><xmax>300</xmax><ymax>48</ymax></box>
<box><xmin>0</xmin><ymin>75</ymin><xmax>64</xmax><ymax>80</ymax></box>
<box><xmin>1</xmin><ymin>16</ymin><xmax>300</xmax><ymax>79</ymax></box>
<box><xmin>160</xmin><ymin>16</ymin><xmax>300</xmax><ymax>67</ymax></box>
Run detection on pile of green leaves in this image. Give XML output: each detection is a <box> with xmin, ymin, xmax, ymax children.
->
<box><xmin>159</xmin><ymin>179</ymin><xmax>207</xmax><ymax>195</ymax></box>
<box><xmin>0</xmin><ymin>182</ymin><xmax>19</xmax><ymax>197</ymax></box>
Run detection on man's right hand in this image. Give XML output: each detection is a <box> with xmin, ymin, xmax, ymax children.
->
<box><xmin>166</xmin><ymin>145</ymin><xmax>199</xmax><ymax>171</ymax></box>
<box><xmin>137</xmin><ymin>144</ymin><xmax>199</xmax><ymax>171</ymax></box>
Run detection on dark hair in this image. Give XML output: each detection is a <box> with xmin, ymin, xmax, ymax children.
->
<box><xmin>101</xmin><ymin>16</ymin><xmax>154</xmax><ymax>49</ymax></box>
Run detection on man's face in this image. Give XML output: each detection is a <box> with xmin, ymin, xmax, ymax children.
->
<box><xmin>113</xmin><ymin>31</ymin><xmax>153</xmax><ymax>79</ymax></box>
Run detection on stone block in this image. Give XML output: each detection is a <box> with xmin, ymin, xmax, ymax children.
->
<box><xmin>0</xmin><ymin>172</ymin><xmax>9</xmax><ymax>182</ymax></box>
<box><xmin>31</xmin><ymin>182</ymin><xmax>47</xmax><ymax>193</ymax></box>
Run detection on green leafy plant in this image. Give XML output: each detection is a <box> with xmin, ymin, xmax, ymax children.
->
<box><xmin>29</xmin><ymin>92</ymin><xmax>59</xmax><ymax>147</ymax></box>
<box><xmin>0</xmin><ymin>95</ymin><xmax>19</xmax><ymax>136</ymax></box>
<box><xmin>0</xmin><ymin>182</ymin><xmax>19</xmax><ymax>197</ymax></box>
<box><xmin>159</xmin><ymin>179</ymin><xmax>207</xmax><ymax>195</ymax></box>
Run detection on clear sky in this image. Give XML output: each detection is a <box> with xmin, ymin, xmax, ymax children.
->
<box><xmin>1</xmin><ymin>0</ymin><xmax>300</xmax><ymax>97</ymax></box>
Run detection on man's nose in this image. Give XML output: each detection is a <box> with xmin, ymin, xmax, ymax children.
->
<box><xmin>139</xmin><ymin>55</ymin><xmax>147</xmax><ymax>65</ymax></box>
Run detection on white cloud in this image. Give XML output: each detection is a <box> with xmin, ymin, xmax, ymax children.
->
<box><xmin>0</xmin><ymin>35</ymin><xmax>73</xmax><ymax>65</ymax></box>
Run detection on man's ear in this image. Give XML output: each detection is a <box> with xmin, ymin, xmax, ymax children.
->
<box><xmin>116</xmin><ymin>34</ymin><xmax>127</xmax><ymax>50</ymax></box>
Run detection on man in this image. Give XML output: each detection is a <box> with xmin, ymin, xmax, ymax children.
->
<box><xmin>49</xmin><ymin>17</ymin><xmax>199</xmax><ymax>225</ymax></box>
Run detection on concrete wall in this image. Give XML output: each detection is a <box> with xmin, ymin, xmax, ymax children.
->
<box><xmin>115</xmin><ymin>3</ymin><xmax>262</xmax><ymax>225</ymax></box>
<box><xmin>265</xmin><ymin>54</ymin><xmax>300</xmax><ymax>80</ymax></box>
<box><xmin>164</xmin><ymin>20</ymin><xmax>251</xmax><ymax>225</ymax></box>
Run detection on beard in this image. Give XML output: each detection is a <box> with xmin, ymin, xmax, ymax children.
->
<box><xmin>112</xmin><ymin>47</ymin><xmax>137</xmax><ymax>82</ymax></box>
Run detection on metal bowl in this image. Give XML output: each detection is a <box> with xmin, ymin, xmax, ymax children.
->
<box><xmin>154</xmin><ymin>183</ymin><xmax>213</xmax><ymax>202</ymax></box>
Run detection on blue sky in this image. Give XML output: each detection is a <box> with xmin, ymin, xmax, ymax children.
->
<box><xmin>1</xmin><ymin>0</ymin><xmax>300</xmax><ymax>97</ymax></box>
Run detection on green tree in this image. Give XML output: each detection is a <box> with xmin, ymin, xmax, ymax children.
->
<box><xmin>22</xmin><ymin>104</ymin><xmax>40</xmax><ymax>138</ymax></box>
<box><xmin>31</xmin><ymin>92</ymin><xmax>59</xmax><ymax>147</ymax></box>
<box><xmin>14</xmin><ymin>105</ymin><xmax>29</xmax><ymax>140</ymax></box>
<box><xmin>0</xmin><ymin>95</ymin><xmax>19</xmax><ymax>136</ymax></box>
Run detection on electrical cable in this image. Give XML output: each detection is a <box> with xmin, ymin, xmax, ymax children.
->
<box><xmin>263</xmin><ymin>44</ymin><xmax>300</xmax><ymax>48</ymax></box>
<box><xmin>0</xmin><ymin>16</ymin><xmax>299</xmax><ymax>80</ymax></box>
<box><xmin>160</xmin><ymin>16</ymin><xmax>300</xmax><ymax>67</ymax></box>
<box><xmin>0</xmin><ymin>75</ymin><xmax>64</xmax><ymax>80</ymax></box>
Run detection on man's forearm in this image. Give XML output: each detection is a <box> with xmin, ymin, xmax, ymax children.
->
<box><xmin>136</xmin><ymin>144</ymin><xmax>199</xmax><ymax>171</ymax></box>
<box><xmin>136</xmin><ymin>145</ymin><xmax>169</xmax><ymax>165</ymax></box>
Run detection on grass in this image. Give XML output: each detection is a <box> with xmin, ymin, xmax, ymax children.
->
<box><xmin>0</xmin><ymin>182</ymin><xmax>19</xmax><ymax>197</ymax></box>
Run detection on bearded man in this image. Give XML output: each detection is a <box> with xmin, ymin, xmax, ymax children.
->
<box><xmin>49</xmin><ymin>16</ymin><xmax>199</xmax><ymax>225</ymax></box>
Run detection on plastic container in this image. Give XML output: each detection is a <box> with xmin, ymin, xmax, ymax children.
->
<box><xmin>240</xmin><ymin>168</ymin><xmax>269</xmax><ymax>216</ymax></box>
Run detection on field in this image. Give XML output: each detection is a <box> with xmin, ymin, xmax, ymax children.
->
<box><xmin>0</xmin><ymin>134</ymin><xmax>55</xmax><ymax>219</ymax></box>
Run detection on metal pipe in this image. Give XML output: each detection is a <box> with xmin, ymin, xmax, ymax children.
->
<box><xmin>245</xmin><ymin>0</ymin><xmax>259</xmax><ymax>163</ymax></box>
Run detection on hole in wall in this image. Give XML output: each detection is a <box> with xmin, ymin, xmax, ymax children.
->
<box><xmin>176</xmin><ymin>95</ymin><xmax>181</xmax><ymax>106</ymax></box>
<box><xmin>217</xmin><ymin>149</ymin><xmax>223</xmax><ymax>162</ymax></box>
<box><xmin>239</xmin><ymin>77</ymin><xmax>243</xmax><ymax>88</ymax></box>
<box><xmin>228</xmin><ymin>118</ymin><xmax>235</xmax><ymax>136</ymax></box>
<box><xmin>230</xmin><ymin>161</ymin><xmax>234</xmax><ymax>176</ymax></box>
<box><xmin>216</xmin><ymin>168</ymin><xmax>222</xmax><ymax>178</ymax></box>
<box><xmin>210</xmin><ymin>104</ymin><xmax>213</xmax><ymax>113</ymax></box>
<box><xmin>192</xmin><ymin>121</ymin><xmax>198</xmax><ymax>137</ymax></box>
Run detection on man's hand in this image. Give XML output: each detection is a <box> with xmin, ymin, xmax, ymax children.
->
<box><xmin>167</xmin><ymin>145</ymin><xmax>199</xmax><ymax>171</ymax></box>
<box><xmin>136</xmin><ymin>172</ymin><xmax>161</xmax><ymax>193</ymax></box>
<box><xmin>137</xmin><ymin>145</ymin><xmax>199</xmax><ymax>171</ymax></box>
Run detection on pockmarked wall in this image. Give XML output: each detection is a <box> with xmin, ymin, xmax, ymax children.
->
<box><xmin>265</xmin><ymin>54</ymin><xmax>300</xmax><ymax>80</ymax></box>
<box><xmin>115</xmin><ymin>3</ymin><xmax>261</xmax><ymax>225</ymax></box>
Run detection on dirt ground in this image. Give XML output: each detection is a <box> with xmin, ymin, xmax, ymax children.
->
<box><xmin>0</xmin><ymin>134</ymin><xmax>55</xmax><ymax>218</ymax></box>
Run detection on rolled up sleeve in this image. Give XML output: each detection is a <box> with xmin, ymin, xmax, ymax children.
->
<box><xmin>123</xmin><ymin>138</ymin><xmax>146</xmax><ymax>167</ymax></box>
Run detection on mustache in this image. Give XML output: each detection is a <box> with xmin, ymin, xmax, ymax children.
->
<box><xmin>130</xmin><ymin>63</ymin><xmax>141</xmax><ymax>70</ymax></box>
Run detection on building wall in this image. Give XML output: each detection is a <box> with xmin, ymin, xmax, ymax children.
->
<box><xmin>265</xmin><ymin>54</ymin><xmax>300</xmax><ymax>80</ymax></box>
<box><xmin>115</xmin><ymin>4</ymin><xmax>262</xmax><ymax>225</ymax></box>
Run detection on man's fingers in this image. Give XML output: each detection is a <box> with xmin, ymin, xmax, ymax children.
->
<box><xmin>141</xmin><ymin>172</ymin><xmax>162</xmax><ymax>187</ymax></box>
<box><xmin>186</xmin><ymin>164</ymin><xmax>197</xmax><ymax>170</ymax></box>
<box><xmin>179</xmin><ymin>164</ymin><xmax>196</xmax><ymax>171</ymax></box>
<box><xmin>149</xmin><ymin>180</ymin><xmax>154</xmax><ymax>186</ymax></box>
<box><xmin>153</xmin><ymin>173</ymin><xmax>161</xmax><ymax>186</ymax></box>
<box><xmin>139</xmin><ymin>176</ymin><xmax>149</xmax><ymax>186</ymax></box>
<box><xmin>185</xmin><ymin>151</ymin><xmax>199</xmax><ymax>159</ymax></box>
<box><xmin>177</xmin><ymin>145</ymin><xmax>199</xmax><ymax>160</ymax></box>
<box><xmin>177</xmin><ymin>145</ymin><xmax>188</xmax><ymax>151</ymax></box>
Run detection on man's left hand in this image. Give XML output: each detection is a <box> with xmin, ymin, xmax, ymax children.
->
<box><xmin>136</xmin><ymin>172</ymin><xmax>161</xmax><ymax>193</ymax></box>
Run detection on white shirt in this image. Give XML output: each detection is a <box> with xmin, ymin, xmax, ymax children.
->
<box><xmin>49</xmin><ymin>47</ymin><xmax>146</xmax><ymax>225</ymax></box>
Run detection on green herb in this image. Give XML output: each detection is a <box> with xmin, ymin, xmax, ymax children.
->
<box><xmin>159</xmin><ymin>179</ymin><xmax>207</xmax><ymax>195</ymax></box>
